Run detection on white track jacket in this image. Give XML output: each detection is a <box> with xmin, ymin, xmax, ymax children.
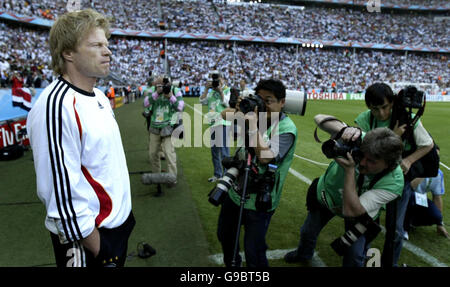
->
<box><xmin>27</xmin><ymin>77</ymin><xmax>132</xmax><ymax>243</ymax></box>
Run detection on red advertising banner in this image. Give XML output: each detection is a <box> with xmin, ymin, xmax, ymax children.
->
<box><xmin>0</xmin><ymin>118</ymin><xmax>29</xmax><ymax>149</ymax></box>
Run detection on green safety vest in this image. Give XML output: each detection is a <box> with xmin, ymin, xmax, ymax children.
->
<box><xmin>316</xmin><ymin>132</ymin><xmax>404</xmax><ymax>218</ymax></box>
<box><xmin>146</xmin><ymin>86</ymin><xmax>182</xmax><ymax>129</ymax></box>
<box><xmin>354</xmin><ymin>109</ymin><xmax>420</xmax><ymax>152</ymax></box>
<box><xmin>228</xmin><ymin>116</ymin><xmax>298</xmax><ymax>212</ymax></box>
<box><xmin>204</xmin><ymin>87</ymin><xmax>231</xmax><ymax>127</ymax></box>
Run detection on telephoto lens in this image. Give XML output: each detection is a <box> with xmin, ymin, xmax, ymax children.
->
<box><xmin>208</xmin><ymin>167</ymin><xmax>239</xmax><ymax>206</ymax></box>
<box><xmin>330</xmin><ymin>214</ymin><xmax>381</xmax><ymax>256</ymax></box>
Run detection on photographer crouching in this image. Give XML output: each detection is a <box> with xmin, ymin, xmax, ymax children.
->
<box><xmin>284</xmin><ymin>114</ymin><xmax>404</xmax><ymax>267</ymax></box>
<box><xmin>211</xmin><ymin>79</ymin><xmax>298</xmax><ymax>267</ymax></box>
<box><xmin>354</xmin><ymin>83</ymin><xmax>436</xmax><ymax>266</ymax></box>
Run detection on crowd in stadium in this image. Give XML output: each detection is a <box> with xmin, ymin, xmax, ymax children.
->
<box><xmin>0</xmin><ymin>1</ymin><xmax>449</xmax><ymax>270</ymax></box>
<box><xmin>0</xmin><ymin>0</ymin><xmax>448</xmax><ymax>93</ymax></box>
<box><xmin>1</xmin><ymin>0</ymin><xmax>448</xmax><ymax>47</ymax></box>
<box><xmin>352</xmin><ymin>0</ymin><xmax>448</xmax><ymax>7</ymax></box>
<box><xmin>1</xmin><ymin>21</ymin><xmax>447</xmax><ymax>94</ymax></box>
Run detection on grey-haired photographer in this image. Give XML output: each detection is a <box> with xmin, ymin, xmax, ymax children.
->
<box><xmin>284</xmin><ymin>115</ymin><xmax>404</xmax><ymax>267</ymax></box>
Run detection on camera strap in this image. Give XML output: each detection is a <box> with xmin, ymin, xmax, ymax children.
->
<box><xmin>408</xmin><ymin>95</ymin><xmax>426</xmax><ymax>134</ymax></box>
<box><xmin>356</xmin><ymin>168</ymin><xmax>390</xmax><ymax>195</ymax></box>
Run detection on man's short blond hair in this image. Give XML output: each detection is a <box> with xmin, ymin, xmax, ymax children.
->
<box><xmin>49</xmin><ymin>9</ymin><xmax>110</xmax><ymax>75</ymax></box>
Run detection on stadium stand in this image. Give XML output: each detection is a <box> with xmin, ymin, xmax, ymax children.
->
<box><xmin>0</xmin><ymin>0</ymin><xmax>448</xmax><ymax>94</ymax></box>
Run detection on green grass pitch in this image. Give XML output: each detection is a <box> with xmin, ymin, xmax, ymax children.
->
<box><xmin>0</xmin><ymin>96</ymin><xmax>448</xmax><ymax>267</ymax></box>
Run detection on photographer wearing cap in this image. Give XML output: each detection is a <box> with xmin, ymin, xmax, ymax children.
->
<box><xmin>284</xmin><ymin>115</ymin><xmax>404</xmax><ymax>267</ymax></box>
<box><xmin>354</xmin><ymin>83</ymin><xmax>434</xmax><ymax>266</ymax></box>
<box><xmin>146</xmin><ymin>75</ymin><xmax>184</xmax><ymax>182</ymax></box>
<box><xmin>200</xmin><ymin>71</ymin><xmax>232</xmax><ymax>183</ymax></box>
<box><xmin>215</xmin><ymin>78</ymin><xmax>298</xmax><ymax>267</ymax></box>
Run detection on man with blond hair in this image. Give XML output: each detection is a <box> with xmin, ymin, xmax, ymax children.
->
<box><xmin>27</xmin><ymin>9</ymin><xmax>135</xmax><ymax>267</ymax></box>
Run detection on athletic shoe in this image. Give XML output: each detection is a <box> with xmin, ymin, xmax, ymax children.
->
<box><xmin>403</xmin><ymin>231</ymin><xmax>409</xmax><ymax>241</ymax></box>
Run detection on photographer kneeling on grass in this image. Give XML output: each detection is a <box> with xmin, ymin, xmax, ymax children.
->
<box><xmin>212</xmin><ymin>79</ymin><xmax>298</xmax><ymax>267</ymax></box>
<box><xmin>284</xmin><ymin>115</ymin><xmax>404</xmax><ymax>267</ymax></box>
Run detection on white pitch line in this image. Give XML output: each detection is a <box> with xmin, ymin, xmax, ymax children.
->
<box><xmin>379</xmin><ymin>226</ymin><xmax>448</xmax><ymax>267</ymax></box>
<box><xmin>440</xmin><ymin>162</ymin><xmax>450</xmax><ymax>171</ymax></box>
<box><xmin>294</xmin><ymin>154</ymin><xmax>330</xmax><ymax>166</ymax></box>
<box><xmin>288</xmin><ymin>168</ymin><xmax>312</xmax><ymax>185</ymax></box>
<box><xmin>208</xmin><ymin>249</ymin><xmax>326</xmax><ymax>267</ymax></box>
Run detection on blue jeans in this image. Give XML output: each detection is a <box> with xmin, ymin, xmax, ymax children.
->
<box><xmin>217</xmin><ymin>195</ymin><xmax>274</xmax><ymax>267</ymax></box>
<box><xmin>405</xmin><ymin>192</ymin><xmax>443</xmax><ymax>229</ymax></box>
<box><xmin>210</xmin><ymin>125</ymin><xmax>230</xmax><ymax>178</ymax></box>
<box><xmin>392</xmin><ymin>181</ymin><xmax>413</xmax><ymax>266</ymax></box>
<box><xmin>295</xmin><ymin>207</ymin><xmax>369</xmax><ymax>267</ymax></box>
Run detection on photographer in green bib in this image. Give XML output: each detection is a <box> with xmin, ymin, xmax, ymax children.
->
<box><xmin>144</xmin><ymin>75</ymin><xmax>184</xmax><ymax>184</ymax></box>
<box><xmin>354</xmin><ymin>83</ymin><xmax>435</xmax><ymax>266</ymax></box>
<box><xmin>200</xmin><ymin>71</ymin><xmax>232</xmax><ymax>183</ymax></box>
<box><xmin>211</xmin><ymin>79</ymin><xmax>298</xmax><ymax>267</ymax></box>
<box><xmin>284</xmin><ymin>115</ymin><xmax>404</xmax><ymax>267</ymax></box>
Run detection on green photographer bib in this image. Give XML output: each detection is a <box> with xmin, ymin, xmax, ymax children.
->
<box><xmin>205</xmin><ymin>88</ymin><xmax>231</xmax><ymax>127</ymax></box>
<box><xmin>228</xmin><ymin>116</ymin><xmax>297</xmax><ymax>212</ymax></box>
<box><xmin>316</xmin><ymin>159</ymin><xmax>404</xmax><ymax>218</ymax></box>
<box><xmin>354</xmin><ymin>109</ymin><xmax>420</xmax><ymax>152</ymax></box>
<box><xmin>148</xmin><ymin>95</ymin><xmax>174</xmax><ymax>129</ymax></box>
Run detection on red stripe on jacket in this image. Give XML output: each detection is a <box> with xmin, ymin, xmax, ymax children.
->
<box><xmin>81</xmin><ymin>166</ymin><xmax>113</xmax><ymax>226</ymax></box>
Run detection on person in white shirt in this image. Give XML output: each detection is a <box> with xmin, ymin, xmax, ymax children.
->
<box><xmin>27</xmin><ymin>9</ymin><xmax>134</xmax><ymax>267</ymax></box>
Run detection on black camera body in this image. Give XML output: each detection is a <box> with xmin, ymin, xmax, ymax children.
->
<box><xmin>229</xmin><ymin>87</ymin><xmax>240</xmax><ymax>109</ymax></box>
<box><xmin>321</xmin><ymin>135</ymin><xmax>363</xmax><ymax>163</ymax></box>
<box><xmin>211</xmin><ymin>73</ymin><xmax>220</xmax><ymax>88</ymax></box>
<box><xmin>208</xmin><ymin>153</ymin><xmax>277</xmax><ymax>212</ymax></box>
<box><xmin>392</xmin><ymin>86</ymin><xmax>425</xmax><ymax>128</ymax></box>
<box><xmin>398</xmin><ymin>86</ymin><xmax>424</xmax><ymax>110</ymax></box>
<box><xmin>239</xmin><ymin>93</ymin><xmax>266</xmax><ymax>114</ymax></box>
<box><xmin>162</xmin><ymin>76</ymin><xmax>171</xmax><ymax>94</ymax></box>
<box><xmin>252</xmin><ymin>163</ymin><xmax>277</xmax><ymax>212</ymax></box>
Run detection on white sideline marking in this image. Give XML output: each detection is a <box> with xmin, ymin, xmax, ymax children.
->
<box><xmin>208</xmin><ymin>249</ymin><xmax>326</xmax><ymax>267</ymax></box>
<box><xmin>294</xmin><ymin>154</ymin><xmax>329</xmax><ymax>166</ymax></box>
<box><xmin>185</xmin><ymin>102</ymin><xmax>446</xmax><ymax>267</ymax></box>
<box><xmin>379</xmin><ymin>226</ymin><xmax>448</xmax><ymax>267</ymax></box>
<box><xmin>440</xmin><ymin>162</ymin><xmax>450</xmax><ymax>171</ymax></box>
<box><xmin>289</xmin><ymin>168</ymin><xmax>312</xmax><ymax>185</ymax></box>
<box><xmin>402</xmin><ymin>241</ymin><xmax>448</xmax><ymax>267</ymax></box>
